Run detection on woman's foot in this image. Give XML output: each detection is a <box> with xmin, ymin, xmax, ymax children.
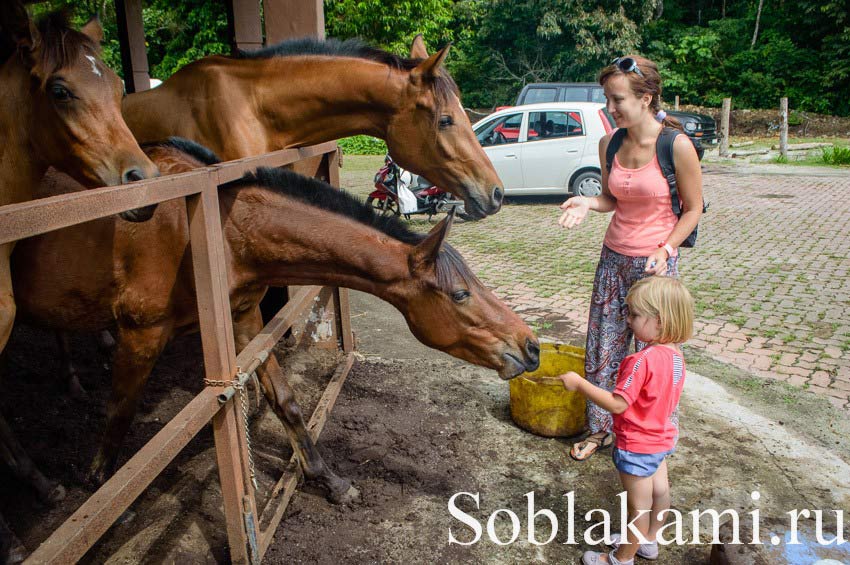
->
<box><xmin>581</xmin><ymin>550</ymin><xmax>634</xmax><ymax>565</ymax></box>
<box><xmin>608</xmin><ymin>533</ymin><xmax>659</xmax><ymax>560</ymax></box>
<box><xmin>570</xmin><ymin>432</ymin><xmax>613</xmax><ymax>461</ymax></box>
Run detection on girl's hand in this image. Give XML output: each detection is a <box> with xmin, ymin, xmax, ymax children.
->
<box><xmin>558</xmin><ymin>197</ymin><xmax>590</xmax><ymax>229</ymax></box>
<box><xmin>644</xmin><ymin>248</ymin><xmax>669</xmax><ymax>275</ymax></box>
<box><xmin>559</xmin><ymin>371</ymin><xmax>583</xmax><ymax>391</ymax></box>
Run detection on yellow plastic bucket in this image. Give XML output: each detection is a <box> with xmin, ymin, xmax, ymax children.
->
<box><xmin>509</xmin><ymin>343</ymin><xmax>587</xmax><ymax>437</ymax></box>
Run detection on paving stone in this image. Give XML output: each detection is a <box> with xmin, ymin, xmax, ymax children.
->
<box><xmin>426</xmin><ymin>166</ymin><xmax>850</xmax><ymax>408</ymax></box>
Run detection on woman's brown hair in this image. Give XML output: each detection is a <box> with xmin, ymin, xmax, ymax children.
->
<box><xmin>599</xmin><ymin>55</ymin><xmax>683</xmax><ymax>132</ymax></box>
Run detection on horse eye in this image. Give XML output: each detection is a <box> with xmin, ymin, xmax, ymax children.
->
<box><xmin>451</xmin><ymin>289</ymin><xmax>470</xmax><ymax>302</ymax></box>
<box><xmin>439</xmin><ymin>115</ymin><xmax>454</xmax><ymax>128</ymax></box>
<box><xmin>49</xmin><ymin>83</ymin><xmax>73</xmax><ymax>102</ymax></box>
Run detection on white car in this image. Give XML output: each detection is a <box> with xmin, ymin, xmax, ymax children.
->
<box><xmin>472</xmin><ymin>102</ymin><xmax>614</xmax><ymax>197</ymax></box>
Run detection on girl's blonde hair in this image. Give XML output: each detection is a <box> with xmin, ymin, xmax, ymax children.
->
<box><xmin>626</xmin><ymin>276</ymin><xmax>694</xmax><ymax>343</ymax></box>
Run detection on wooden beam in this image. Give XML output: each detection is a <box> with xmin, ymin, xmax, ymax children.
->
<box><xmin>226</xmin><ymin>0</ymin><xmax>264</xmax><ymax>53</ymax></box>
<box><xmin>114</xmin><ymin>0</ymin><xmax>150</xmax><ymax>93</ymax></box>
<box><xmin>263</xmin><ymin>0</ymin><xmax>325</xmax><ymax>44</ymax></box>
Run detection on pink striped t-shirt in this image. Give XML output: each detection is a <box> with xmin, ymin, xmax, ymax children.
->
<box><xmin>603</xmin><ymin>154</ymin><xmax>678</xmax><ymax>257</ymax></box>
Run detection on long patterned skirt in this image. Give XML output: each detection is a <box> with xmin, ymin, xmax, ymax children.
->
<box><xmin>584</xmin><ymin>246</ymin><xmax>680</xmax><ymax>434</ymax></box>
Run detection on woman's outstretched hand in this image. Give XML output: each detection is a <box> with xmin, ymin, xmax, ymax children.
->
<box><xmin>558</xmin><ymin>196</ymin><xmax>590</xmax><ymax>229</ymax></box>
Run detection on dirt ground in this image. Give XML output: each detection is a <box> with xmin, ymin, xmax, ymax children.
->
<box><xmin>2</xmin><ymin>289</ymin><xmax>848</xmax><ymax>563</ymax></box>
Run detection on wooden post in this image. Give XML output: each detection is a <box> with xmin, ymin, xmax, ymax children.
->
<box><xmin>779</xmin><ymin>97</ymin><xmax>789</xmax><ymax>160</ymax></box>
<box><xmin>719</xmin><ymin>98</ymin><xmax>732</xmax><ymax>157</ymax></box>
<box><xmin>674</xmin><ymin>95</ymin><xmax>680</xmax><ymax>111</ymax></box>
<box><xmin>263</xmin><ymin>0</ymin><xmax>325</xmax><ymax>43</ymax></box>
<box><xmin>226</xmin><ymin>0</ymin><xmax>264</xmax><ymax>53</ymax></box>
<box><xmin>187</xmin><ymin>181</ymin><xmax>255</xmax><ymax>565</ymax></box>
<box><xmin>114</xmin><ymin>0</ymin><xmax>150</xmax><ymax>93</ymax></box>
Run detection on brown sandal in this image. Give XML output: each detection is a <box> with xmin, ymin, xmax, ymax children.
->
<box><xmin>570</xmin><ymin>432</ymin><xmax>613</xmax><ymax>461</ymax></box>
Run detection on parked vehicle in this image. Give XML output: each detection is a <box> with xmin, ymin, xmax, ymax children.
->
<box><xmin>515</xmin><ymin>82</ymin><xmax>718</xmax><ymax>160</ymax></box>
<box><xmin>472</xmin><ymin>102</ymin><xmax>614</xmax><ymax>197</ymax></box>
<box><xmin>368</xmin><ymin>155</ymin><xmax>468</xmax><ymax>220</ymax></box>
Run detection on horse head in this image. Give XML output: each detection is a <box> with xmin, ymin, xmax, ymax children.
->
<box><xmin>385</xmin><ymin>37</ymin><xmax>504</xmax><ymax>220</ymax></box>
<box><xmin>398</xmin><ymin>212</ymin><xmax>540</xmax><ymax>379</ymax></box>
<box><xmin>2</xmin><ymin>7</ymin><xmax>159</xmax><ymax>221</ymax></box>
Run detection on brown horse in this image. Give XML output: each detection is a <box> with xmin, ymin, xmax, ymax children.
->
<box><xmin>121</xmin><ymin>35</ymin><xmax>504</xmax><ymax>219</ymax></box>
<box><xmin>0</xmin><ymin>6</ymin><xmax>159</xmax><ymax>560</ymax></box>
<box><xmin>12</xmin><ymin>140</ymin><xmax>539</xmax><ymax>502</ymax></box>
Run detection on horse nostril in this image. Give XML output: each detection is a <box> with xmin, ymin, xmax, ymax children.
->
<box><xmin>525</xmin><ymin>338</ymin><xmax>540</xmax><ymax>365</ymax></box>
<box><xmin>491</xmin><ymin>186</ymin><xmax>503</xmax><ymax>206</ymax></box>
<box><xmin>122</xmin><ymin>168</ymin><xmax>145</xmax><ymax>184</ymax></box>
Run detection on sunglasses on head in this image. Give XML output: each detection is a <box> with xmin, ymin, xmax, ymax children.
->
<box><xmin>612</xmin><ymin>57</ymin><xmax>644</xmax><ymax>77</ymax></box>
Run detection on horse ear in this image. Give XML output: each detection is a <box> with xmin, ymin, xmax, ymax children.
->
<box><xmin>80</xmin><ymin>15</ymin><xmax>104</xmax><ymax>48</ymax></box>
<box><xmin>0</xmin><ymin>1</ymin><xmax>40</xmax><ymax>54</ymax></box>
<box><xmin>410</xmin><ymin>209</ymin><xmax>455</xmax><ymax>272</ymax></box>
<box><xmin>410</xmin><ymin>43</ymin><xmax>451</xmax><ymax>83</ymax></box>
<box><xmin>410</xmin><ymin>34</ymin><xmax>428</xmax><ymax>59</ymax></box>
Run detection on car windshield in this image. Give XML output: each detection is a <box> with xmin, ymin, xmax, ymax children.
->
<box><xmin>475</xmin><ymin>113</ymin><xmax>523</xmax><ymax>147</ymax></box>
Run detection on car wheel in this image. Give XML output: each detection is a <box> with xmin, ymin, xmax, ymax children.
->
<box><xmin>366</xmin><ymin>196</ymin><xmax>400</xmax><ymax>216</ymax></box>
<box><xmin>572</xmin><ymin>171</ymin><xmax>602</xmax><ymax>197</ymax></box>
<box><xmin>696</xmin><ymin>148</ymin><xmax>705</xmax><ymax>161</ymax></box>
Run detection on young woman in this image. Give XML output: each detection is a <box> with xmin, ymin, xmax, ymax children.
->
<box><xmin>557</xmin><ymin>55</ymin><xmax>703</xmax><ymax>461</ymax></box>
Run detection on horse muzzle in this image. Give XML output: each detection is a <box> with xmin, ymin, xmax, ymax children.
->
<box><xmin>119</xmin><ymin>204</ymin><xmax>158</xmax><ymax>223</ymax></box>
<box><xmin>498</xmin><ymin>338</ymin><xmax>540</xmax><ymax>380</ymax></box>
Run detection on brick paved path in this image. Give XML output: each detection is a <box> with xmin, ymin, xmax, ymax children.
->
<box><xmin>443</xmin><ymin>167</ymin><xmax>850</xmax><ymax>410</ymax></box>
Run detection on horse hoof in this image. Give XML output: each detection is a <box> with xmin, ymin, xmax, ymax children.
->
<box><xmin>68</xmin><ymin>382</ymin><xmax>89</xmax><ymax>402</ymax></box>
<box><xmin>329</xmin><ymin>482</ymin><xmax>360</xmax><ymax>505</ymax></box>
<box><xmin>98</xmin><ymin>330</ymin><xmax>117</xmax><ymax>351</ymax></box>
<box><xmin>85</xmin><ymin>467</ymin><xmax>109</xmax><ymax>489</ymax></box>
<box><xmin>46</xmin><ymin>484</ymin><xmax>66</xmax><ymax>505</ymax></box>
<box><xmin>6</xmin><ymin>542</ymin><xmax>27</xmax><ymax>564</ymax></box>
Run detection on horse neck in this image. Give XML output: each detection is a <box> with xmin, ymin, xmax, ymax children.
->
<box><xmin>247</xmin><ymin>57</ymin><xmax>406</xmax><ymax>146</ymax></box>
<box><xmin>226</xmin><ymin>189</ymin><xmax>414</xmax><ymax>309</ymax></box>
<box><xmin>0</xmin><ymin>62</ymin><xmax>44</xmax><ymax>205</ymax></box>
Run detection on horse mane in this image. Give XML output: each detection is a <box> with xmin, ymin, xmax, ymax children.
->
<box><xmin>32</xmin><ymin>11</ymin><xmax>100</xmax><ymax>75</ymax></box>
<box><xmin>224</xmin><ymin>166</ymin><xmax>475</xmax><ymax>289</ymax></box>
<box><xmin>141</xmin><ymin>137</ymin><xmax>221</xmax><ymax>166</ymax></box>
<box><xmin>235</xmin><ymin>37</ymin><xmax>460</xmax><ymax>107</ymax></box>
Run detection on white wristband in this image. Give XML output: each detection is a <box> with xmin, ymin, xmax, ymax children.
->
<box><xmin>663</xmin><ymin>243</ymin><xmax>675</xmax><ymax>257</ymax></box>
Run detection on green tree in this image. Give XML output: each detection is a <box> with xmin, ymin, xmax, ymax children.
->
<box><xmin>324</xmin><ymin>0</ymin><xmax>455</xmax><ymax>55</ymax></box>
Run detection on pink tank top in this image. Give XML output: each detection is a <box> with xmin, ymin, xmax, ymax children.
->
<box><xmin>603</xmin><ymin>154</ymin><xmax>678</xmax><ymax>257</ymax></box>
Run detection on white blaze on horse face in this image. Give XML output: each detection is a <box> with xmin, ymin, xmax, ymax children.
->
<box><xmin>85</xmin><ymin>55</ymin><xmax>102</xmax><ymax>77</ymax></box>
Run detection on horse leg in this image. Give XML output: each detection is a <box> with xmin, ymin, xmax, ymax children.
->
<box><xmin>233</xmin><ymin>307</ymin><xmax>357</xmax><ymax>504</ymax></box>
<box><xmin>0</xmin><ymin>414</ymin><xmax>65</xmax><ymax>505</ymax></box>
<box><xmin>88</xmin><ymin>323</ymin><xmax>171</xmax><ymax>485</ymax></box>
<box><xmin>54</xmin><ymin>332</ymin><xmax>88</xmax><ymax>400</ymax></box>
<box><xmin>0</xmin><ymin>512</ymin><xmax>27</xmax><ymax>565</ymax></box>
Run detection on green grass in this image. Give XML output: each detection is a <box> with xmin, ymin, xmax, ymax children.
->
<box><xmin>822</xmin><ymin>145</ymin><xmax>850</xmax><ymax>165</ymax></box>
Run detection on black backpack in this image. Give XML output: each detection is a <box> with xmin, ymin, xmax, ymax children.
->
<box><xmin>604</xmin><ymin>127</ymin><xmax>707</xmax><ymax>248</ymax></box>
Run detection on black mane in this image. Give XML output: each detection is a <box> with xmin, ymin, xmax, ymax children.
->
<box><xmin>234</xmin><ymin>36</ymin><xmax>460</xmax><ymax>105</ymax></box>
<box><xmin>236</xmin><ymin>37</ymin><xmax>420</xmax><ymax>71</ymax></box>
<box><xmin>224</xmin><ymin>167</ymin><xmax>474</xmax><ymax>289</ymax></box>
<box><xmin>141</xmin><ymin>137</ymin><xmax>221</xmax><ymax>166</ymax></box>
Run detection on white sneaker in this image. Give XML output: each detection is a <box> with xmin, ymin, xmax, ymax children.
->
<box><xmin>608</xmin><ymin>533</ymin><xmax>659</xmax><ymax>560</ymax></box>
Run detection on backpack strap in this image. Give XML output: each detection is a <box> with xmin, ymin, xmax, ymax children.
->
<box><xmin>656</xmin><ymin>127</ymin><xmax>681</xmax><ymax>215</ymax></box>
<box><xmin>604</xmin><ymin>128</ymin><xmax>628</xmax><ymax>173</ymax></box>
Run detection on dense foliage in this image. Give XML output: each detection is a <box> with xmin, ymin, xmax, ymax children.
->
<box><xmin>26</xmin><ymin>0</ymin><xmax>850</xmax><ymax>117</ymax></box>
<box><xmin>337</xmin><ymin>135</ymin><xmax>388</xmax><ymax>155</ymax></box>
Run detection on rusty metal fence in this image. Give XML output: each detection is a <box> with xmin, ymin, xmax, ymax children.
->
<box><xmin>0</xmin><ymin>141</ymin><xmax>354</xmax><ymax>564</ymax></box>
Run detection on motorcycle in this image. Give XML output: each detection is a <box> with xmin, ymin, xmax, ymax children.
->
<box><xmin>367</xmin><ymin>155</ymin><xmax>469</xmax><ymax>220</ymax></box>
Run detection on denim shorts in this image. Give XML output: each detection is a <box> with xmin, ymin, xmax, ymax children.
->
<box><xmin>612</xmin><ymin>447</ymin><xmax>674</xmax><ymax>477</ymax></box>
